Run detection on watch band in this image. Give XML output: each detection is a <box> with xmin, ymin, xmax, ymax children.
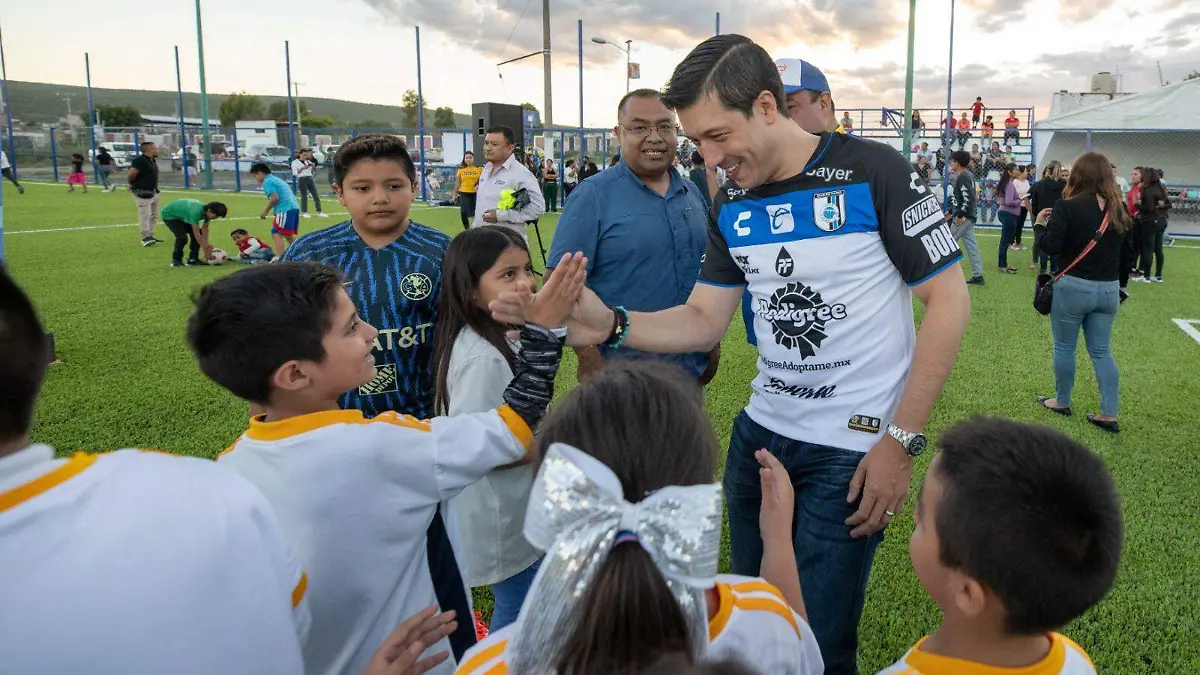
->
<box><xmin>886</xmin><ymin>423</ymin><xmax>918</xmax><ymax>452</ymax></box>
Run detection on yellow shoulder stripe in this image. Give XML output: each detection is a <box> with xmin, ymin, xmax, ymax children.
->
<box><xmin>455</xmin><ymin>639</ymin><xmax>509</xmax><ymax>675</ymax></box>
<box><xmin>374</xmin><ymin>412</ymin><xmax>433</xmax><ymax>433</ymax></box>
<box><xmin>497</xmin><ymin>404</ymin><xmax>534</xmax><ymax>449</ymax></box>
<box><xmin>733</xmin><ymin>596</ymin><xmax>801</xmax><ymax>639</ymax></box>
<box><xmin>730</xmin><ymin>579</ymin><xmax>789</xmax><ymax>605</ymax></box>
<box><xmin>481</xmin><ymin>664</ymin><xmax>508</xmax><ymax>675</ymax></box>
<box><xmin>0</xmin><ymin>453</ymin><xmax>97</xmax><ymax>513</ymax></box>
<box><xmin>291</xmin><ymin>572</ymin><xmax>308</xmax><ymax>608</ymax></box>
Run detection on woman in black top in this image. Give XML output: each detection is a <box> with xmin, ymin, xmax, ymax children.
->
<box><xmin>1036</xmin><ymin>152</ymin><xmax>1129</xmax><ymax>433</ymax></box>
<box><xmin>1027</xmin><ymin>161</ymin><xmax>1065</xmax><ymax>273</ymax></box>
<box><xmin>1135</xmin><ymin>167</ymin><xmax>1170</xmax><ymax>282</ymax></box>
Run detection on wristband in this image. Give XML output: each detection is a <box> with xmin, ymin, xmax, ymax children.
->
<box><xmin>603</xmin><ymin>306</ymin><xmax>630</xmax><ymax>349</ymax></box>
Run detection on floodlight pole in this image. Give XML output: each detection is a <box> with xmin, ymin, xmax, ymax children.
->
<box><xmin>902</xmin><ymin>0</ymin><xmax>917</xmax><ymax>155</ymax></box>
<box><xmin>195</xmin><ymin>0</ymin><xmax>213</xmax><ymax>189</ymax></box>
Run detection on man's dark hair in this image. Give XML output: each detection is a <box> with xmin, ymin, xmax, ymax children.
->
<box><xmin>0</xmin><ymin>266</ymin><xmax>50</xmax><ymax>444</ymax></box>
<box><xmin>205</xmin><ymin>202</ymin><xmax>228</xmax><ymax>218</ymax></box>
<box><xmin>932</xmin><ymin>417</ymin><xmax>1123</xmax><ymax>635</ymax></box>
<box><xmin>661</xmin><ymin>34</ymin><xmax>786</xmax><ymax>117</ymax></box>
<box><xmin>332</xmin><ymin>134</ymin><xmax>416</xmax><ymax>187</ymax></box>
<box><xmin>976</xmin><ymin>96</ymin><xmax>982</xmax><ymax>101</ymax></box>
<box><xmin>230</xmin><ymin>228</ymin><xmax>249</xmax><ymax>236</ymax></box>
<box><xmin>249</xmin><ymin>162</ymin><xmax>271</xmax><ymax>175</ymax></box>
<box><xmin>950</xmin><ymin>150</ymin><xmax>971</xmax><ymax>169</ymax></box>
<box><xmin>485</xmin><ymin>125</ymin><xmax>515</xmax><ymax>146</ymax></box>
<box><xmin>617</xmin><ymin>88</ymin><xmax>663</xmax><ymax>119</ymax></box>
<box><xmin>186</xmin><ymin>262</ymin><xmax>345</xmax><ymax>404</ymax></box>
<box><xmin>691</xmin><ymin>150</ymin><xmax>704</xmax><ymax>166</ymax></box>
<box><xmin>140</xmin><ymin>141</ymin><xmax>154</xmax><ymax>151</ymax></box>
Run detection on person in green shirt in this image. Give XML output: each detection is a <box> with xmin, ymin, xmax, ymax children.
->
<box><xmin>160</xmin><ymin>199</ymin><xmax>228</xmax><ymax>267</ymax></box>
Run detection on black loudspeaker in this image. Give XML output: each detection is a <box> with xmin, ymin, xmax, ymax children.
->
<box><xmin>471</xmin><ymin>103</ymin><xmax>525</xmax><ymax>161</ymax></box>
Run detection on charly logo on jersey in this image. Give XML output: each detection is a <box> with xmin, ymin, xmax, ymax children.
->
<box><xmin>920</xmin><ymin>223</ymin><xmax>961</xmax><ymax>265</ymax></box>
<box><xmin>734</xmin><ymin>255</ymin><xmax>760</xmax><ymax>275</ymax></box>
<box><xmin>776</xmin><ymin>247</ymin><xmax>794</xmax><ymax>277</ymax></box>
<box><xmin>400</xmin><ymin>273</ymin><xmax>432</xmax><ymax>301</ymax></box>
<box><xmin>767</xmin><ymin>203</ymin><xmax>795</xmax><ymax>234</ymax></box>
<box><xmin>733</xmin><ymin>210</ymin><xmax>752</xmax><ymax>237</ymax></box>
<box><xmin>812</xmin><ymin>190</ymin><xmax>846</xmax><ymax>232</ymax></box>
<box><xmin>902</xmin><ymin>194</ymin><xmax>943</xmax><ymax>237</ymax></box>
<box><xmin>908</xmin><ymin>171</ymin><xmax>927</xmax><ymax>195</ymax></box>
<box><xmin>755</xmin><ymin>282</ymin><xmax>848</xmax><ymax>359</ymax></box>
<box><xmin>360</xmin><ymin>364</ymin><xmax>398</xmax><ymax>395</ymax></box>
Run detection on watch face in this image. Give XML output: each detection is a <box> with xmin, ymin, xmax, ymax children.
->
<box><xmin>909</xmin><ymin>434</ymin><xmax>928</xmax><ymax>457</ymax></box>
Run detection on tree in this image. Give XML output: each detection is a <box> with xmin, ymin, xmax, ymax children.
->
<box><xmin>95</xmin><ymin>104</ymin><xmax>141</xmax><ymax>127</ymax></box>
<box><xmin>1186</xmin><ymin>70</ymin><xmax>1200</xmax><ymax>81</ymax></box>
<box><xmin>218</xmin><ymin>92</ymin><xmax>264</xmax><ymax>126</ymax></box>
<box><xmin>302</xmin><ymin>115</ymin><xmax>333</xmax><ymax>129</ymax></box>
<box><xmin>520</xmin><ymin>102</ymin><xmax>539</xmax><ymax>114</ymax></box>
<box><xmin>266</xmin><ymin>100</ymin><xmax>312</xmax><ymax>123</ymax></box>
<box><xmin>433</xmin><ymin>106</ymin><xmax>456</xmax><ymax>129</ymax></box>
<box><xmin>350</xmin><ymin>118</ymin><xmax>393</xmax><ymax>129</ymax></box>
<box><xmin>400</xmin><ymin>90</ymin><xmax>420</xmax><ymax>128</ymax></box>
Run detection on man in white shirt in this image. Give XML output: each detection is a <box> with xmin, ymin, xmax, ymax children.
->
<box><xmin>291</xmin><ymin>149</ymin><xmax>328</xmax><ymax>218</ymax></box>
<box><xmin>474</xmin><ymin>125</ymin><xmax>545</xmax><ymax>235</ymax></box>
<box><xmin>0</xmin><ymin>267</ymin><xmax>310</xmax><ymax>675</ymax></box>
<box><xmin>1</xmin><ymin>149</ymin><xmax>24</xmax><ymax>194</ymax></box>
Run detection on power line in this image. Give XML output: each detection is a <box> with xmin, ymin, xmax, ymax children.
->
<box><xmin>497</xmin><ymin>0</ymin><xmax>535</xmax><ymax>62</ymax></box>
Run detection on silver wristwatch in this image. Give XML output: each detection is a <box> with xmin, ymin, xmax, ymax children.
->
<box><xmin>886</xmin><ymin>423</ymin><xmax>928</xmax><ymax>457</ymax></box>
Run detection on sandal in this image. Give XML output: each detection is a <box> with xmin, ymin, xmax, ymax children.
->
<box><xmin>1037</xmin><ymin>396</ymin><xmax>1071</xmax><ymax>416</ymax></box>
<box><xmin>1086</xmin><ymin>413</ymin><xmax>1120</xmax><ymax>434</ymax></box>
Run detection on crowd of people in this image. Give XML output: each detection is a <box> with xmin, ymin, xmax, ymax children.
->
<box><xmin>1</xmin><ymin>34</ymin><xmax>1144</xmax><ymax>675</ymax></box>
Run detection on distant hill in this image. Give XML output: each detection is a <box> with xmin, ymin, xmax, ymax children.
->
<box><xmin>4</xmin><ymin>80</ymin><xmax>472</xmax><ymax>130</ymax></box>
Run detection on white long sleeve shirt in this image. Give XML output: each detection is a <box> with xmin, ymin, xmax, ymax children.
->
<box><xmin>473</xmin><ymin>153</ymin><xmax>546</xmax><ymax>231</ymax></box>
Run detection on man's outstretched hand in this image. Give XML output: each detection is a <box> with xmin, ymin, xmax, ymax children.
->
<box><xmin>490</xmin><ymin>253</ymin><xmax>613</xmax><ymax>347</ymax></box>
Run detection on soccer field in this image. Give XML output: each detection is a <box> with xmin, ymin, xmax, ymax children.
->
<box><xmin>4</xmin><ymin>180</ymin><xmax>1199</xmax><ymax>673</ymax></box>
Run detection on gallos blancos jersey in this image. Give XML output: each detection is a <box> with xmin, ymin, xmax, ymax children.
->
<box><xmin>701</xmin><ymin>133</ymin><xmax>961</xmax><ymax>452</ymax></box>
<box><xmin>875</xmin><ymin>633</ymin><xmax>1097</xmax><ymax>674</ymax></box>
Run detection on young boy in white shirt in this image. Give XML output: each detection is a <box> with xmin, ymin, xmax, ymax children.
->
<box><xmin>0</xmin><ymin>267</ymin><xmax>310</xmax><ymax>675</ymax></box>
<box><xmin>877</xmin><ymin>417</ymin><xmax>1122</xmax><ymax>675</ymax></box>
<box><xmin>186</xmin><ymin>256</ymin><xmax>585</xmax><ymax>675</ymax></box>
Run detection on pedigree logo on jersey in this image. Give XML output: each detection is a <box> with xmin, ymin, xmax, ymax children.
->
<box><xmin>920</xmin><ymin>222</ymin><xmax>961</xmax><ymax>265</ymax></box>
<box><xmin>755</xmin><ymin>282</ymin><xmax>848</xmax><ymax>359</ymax></box>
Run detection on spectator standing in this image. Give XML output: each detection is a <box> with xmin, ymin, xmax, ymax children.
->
<box><xmin>1037</xmin><ymin>152</ymin><xmax>1128</xmax><ymax>434</ymax></box>
<box><xmin>1122</xmin><ymin>167</ymin><xmax>1143</xmax><ymax>290</ymax></box>
<box><xmin>562</xmin><ymin>159</ymin><xmax>579</xmax><ymax>202</ymax></box>
<box><xmin>774</xmin><ymin>58</ymin><xmax>839</xmax><ymax>134</ymax></box>
<box><xmin>128</xmin><ymin>142</ymin><xmax>163</xmax><ymax>247</ymax></box>
<box><xmin>947</xmin><ymin>150</ymin><xmax>985</xmax><ymax>285</ymax></box>
<box><xmin>1134</xmin><ymin>166</ymin><xmax>1169</xmax><ymax>283</ymax></box>
<box><xmin>1028</xmin><ymin>161</ymin><xmax>1066</xmax><ymax>273</ymax></box>
<box><xmin>911</xmin><ymin>109</ymin><xmax>925</xmax><ymax>137</ymax></box>
<box><xmin>424</xmin><ymin>168</ymin><xmax>442</xmax><ymax>201</ymax></box>
<box><xmin>0</xmin><ymin>148</ymin><xmax>23</xmax><ymax>194</ymax></box>
<box><xmin>474</xmin><ymin>126</ymin><xmax>546</xmax><ymax>237</ymax></box>
<box><xmin>452</xmin><ymin>151</ymin><xmax>482</xmax><ymax>231</ymax></box>
<box><xmin>546</xmin><ymin>89</ymin><xmax>716</xmax><ymax>384</ymax></box>
<box><xmin>995</xmin><ymin>163</ymin><xmax>1022</xmax><ymax>273</ymax></box>
<box><xmin>971</xmin><ymin>96</ymin><xmax>985</xmax><ymax>126</ymax></box>
<box><xmin>291</xmin><ymin>149</ymin><xmax>328</xmax><ymax>219</ymax></box>
<box><xmin>66</xmin><ymin>154</ymin><xmax>88</xmax><ymax>193</ymax></box>
<box><xmin>96</xmin><ymin>146</ymin><xmax>115</xmax><ymax>192</ymax></box>
<box><xmin>1012</xmin><ymin>165</ymin><xmax>1031</xmax><ymax>250</ymax></box>
<box><xmin>541</xmin><ymin>159</ymin><xmax>559</xmax><ymax>213</ymax></box>
<box><xmin>1004</xmin><ymin>110</ymin><xmax>1021</xmax><ymax>145</ymax></box>
<box><xmin>688</xmin><ymin>150</ymin><xmax>713</xmax><ymax>209</ymax></box>
<box><xmin>1114</xmin><ymin>164</ymin><xmax>1130</xmax><ymax>195</ymax></box>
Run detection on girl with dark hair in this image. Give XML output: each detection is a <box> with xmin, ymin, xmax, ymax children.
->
<box><xmin>1134</xmin><ymin>166</ymin><xmax>1170</xmax><ymax>283</ymax></box>
<box><xmin>995</xmin><ymin>163</ymin><xmax>1022</xmax><ymax>273</ymax></box>
<box><xmin>431</xmin><ymin>227</ymin><xmax>542</xmax><ymax>634</ymax></box>
<box><xmin>1037</xmin><ymin>152</ymin><xmax>1129</xmax><ymax>433</ymax></box>
<box><xmin>452</xmin><ymin>151</ymin><xmax>481</xmax><ymax>230</ymax></box>
<box><xmin>455</xmin><ymin>361</ymin><xmax>822</xmax><ymax>675</ymax></box>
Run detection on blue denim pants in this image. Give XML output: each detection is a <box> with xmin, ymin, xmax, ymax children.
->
<box><xmin>998</xmin><ymin>210</ymin><xmax>1020</xmax><ymax>267</ymax></box>
<box><xmin>489</xmin><ymin>558</ymin><xmax>542</xmax><ymax>631</ymax></box>
<box><xmin>1050</xmin><ymin>275</ymin><xmax>1120</xmax><ymax>416</ymax></box>
<box><xmin>724</xmin><ymin>411</ymin><xmax>882</xmax><ymax>675</ymax></box>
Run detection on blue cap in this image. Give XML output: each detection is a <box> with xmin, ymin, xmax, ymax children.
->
<box><xmin>775</xmin><ymin>58</ymin><xmax>831</xmax><ymax>95</ymax></box>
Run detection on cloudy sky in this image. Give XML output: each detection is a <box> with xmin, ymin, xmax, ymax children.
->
<box><xmin>4</xmin><ymin>0</ymin><xmax>1197</xmax><ymax>127</ymax></box>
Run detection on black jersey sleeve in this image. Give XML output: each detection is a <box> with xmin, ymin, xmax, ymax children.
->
<box><xmin>698</xmin><ymin>182</ymin><xmax>748</xmax><ymax>287</ymax></box>
<box><xmin>871</xmin><ymin>143</ymin><xmax>962</xmax><ymax>285</ymax></box>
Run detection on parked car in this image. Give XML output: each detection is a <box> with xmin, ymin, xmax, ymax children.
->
<box><xmin>244</xmin><ymin>145</ymin><xmax>292</xmax><ymax>166</ymax></box>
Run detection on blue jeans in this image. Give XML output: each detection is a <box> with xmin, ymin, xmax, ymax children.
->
<box><xmin>724</xmin><ymin>411</ymin><xmax>882</xmax><ymax>675</ymax></box>
<box><xmin>489</xmin><ymin>558</ymin><xmax>541</xmax><ymax>631</ymax></box>
<box><xmin>997</xmin><ymin>210</ymin><xmax>1019</xmax><ymax>267</ymax></box>
<box><xmin>1050</xmin><ymin>275</ymin><xmax>1120</xmax><ymax>416</ymax></box>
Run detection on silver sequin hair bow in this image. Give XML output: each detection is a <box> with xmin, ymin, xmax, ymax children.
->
<box><xmin>508</xmin><ymin>443</ymin><xmax>724</xmax><ymax>674</ymax></box>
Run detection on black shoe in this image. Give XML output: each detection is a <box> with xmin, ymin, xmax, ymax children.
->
<box><xmin>1037</xmin><ymin>396</ymin><xmax>1071</xmax><ymax>416</ymax></box>
<box><xmin>1086</xmin><ymin>413</ymin><xmax>1120</xmax><ymax>434</ymax></box>
<box><xmin>16</xmin><ymin>185</ymin><xmax>23</xmax><ymax>194</ymax></box>
<box><xmin>1119</xmin><ymin>288</ymin><xmax>1129</xmax><ymax>304</ymax></box>
<box><xmin>152</xmin><ymin>236</ymin><xmax>165</xmax><ymax>243</ymax></box>
<box><xmin>185</xmin><ymin>258</ymin><xmax>208</xmax><ymax>266</ymax></box>
<box><xmin>170</xmin><ymin>261</ymin><xmax>183</xmax><ymax>268</ymax></box>
<box><xmin>966</xmin><ymin>275</ymin><xmax>985</xmax><ymax>285</ymax></box>
<box><xmin>142</xmin><ymin>237</ymin><xmax>156</xmax><ymax>247</ymax></box>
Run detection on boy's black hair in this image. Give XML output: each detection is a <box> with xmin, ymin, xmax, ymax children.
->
<box><xmin>230</xmin><ymin>228</ymin><xmax>249</xmax><ymax>236</ymax></box>
<box><xmin>249</xmin><ymin>162</ymin><xmax>271</xmax><ymax>175</ymax></box>
<box><xmin>949</xmin><ymin>150</ymin><xmax>971</xmax><ymax>169</ymax></box>
<box><xmin>0</xmin><ymin>266</ymin><xmax>50</xmax><ymax>445</ymax></box>
<box><xmin>186</xmin><ymin>262</ymin><xmax>345</xmax><ymax>404</ymax></box>
<box><xmin>332</xmin><ymin>134</ymin><xmax>416</xmax><ymax>187</ymax></box>
<box><xmin>205</xmin><ymin>202</ymin><xmax>228</xmax><ymax>218</ymax></box>
<box><xmin>661</xmin><ymin>34</ymin><xmax>786</xmax><ymax>117</ymax></box>
<box><xmin>932</xmin><ymin>417</ymin><xmax>1123</xmax><ymax>635</ymax></box>
<box><xmin>485</xmin><ymin>125</ymin><xmax>515</xmax><ymax>146</ymax></box>
<box><xmin>140</xmin><ymin>141</ymin><xmax>154</xmax><ymax>151</ymax></box>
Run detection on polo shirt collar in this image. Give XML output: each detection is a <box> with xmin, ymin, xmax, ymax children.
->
<box><xmin>488</xmin><ymin>154</ymin><xmax>520</xmax><ymax>173</ymax></box>
<box><xmin>616</xmin><ymin>158</ymin><xmax>688</xmax><ymax>198</ymax></box>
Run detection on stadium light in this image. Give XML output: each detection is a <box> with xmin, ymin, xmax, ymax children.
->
<box><xmin>591</xmin><ymin>37</ymin><xmax>633</xmax><ymax>93</ymax></box>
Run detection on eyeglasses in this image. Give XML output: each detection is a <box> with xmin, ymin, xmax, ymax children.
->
<box><xmin>619</xmin><ymin>123</ymin><xmax>676</xmax><ymax>139</ymax></box>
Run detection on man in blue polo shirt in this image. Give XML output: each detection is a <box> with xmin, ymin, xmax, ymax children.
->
<box><xmin>547</xmin><ymin>88</ymin><xmax>718</xmax><ymax>382</ymax></box>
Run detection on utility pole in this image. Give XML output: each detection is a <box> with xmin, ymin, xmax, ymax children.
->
<box><xmin>542</xmin><ymin>0</ymin><xmax>553</xmax><ymax>152</ymax></box>
<box><xmin>194</xmin><ymin>0</ymin><xmax>213</xmax><ymax>188</ymax></box>
<box><xmin>293</xmin><ymin>81</ymin><xmax>304</xmax><ymax>137</ymax></box>
<box><xmin>901</xmin><ymin>0</ymin><xmax>916</xmax><ymax>155</ymax></box>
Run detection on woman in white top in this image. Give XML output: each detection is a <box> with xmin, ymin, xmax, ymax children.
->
<box><xmin>1013</xmin><ymin>164</ymin><xmax>1032</xmax><ymax>250</ymax></box>
<box><xmin>432</xmin><ymin>227</ymin><xmax>541</xmax><ymax>632</ymax></box>
<box><xmin>290</xmin><ymin>149</ymin><xmax>327</xmax><ymax>218</ymax></box>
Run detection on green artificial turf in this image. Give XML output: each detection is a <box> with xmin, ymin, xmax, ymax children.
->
<box><xmin>3</xmin><ymin>180</ymin><xmax>1199</xmax><ymax>672</ymax></box>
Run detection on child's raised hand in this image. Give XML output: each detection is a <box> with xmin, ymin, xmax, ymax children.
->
<box><xmin>363</xmin><ymin>605</ymin><xmax>456</xmax><ymax>675</ymax></box>
<box><xmin>524</xmin><ymin>252</ymin><xmax>588</xmax><ymax>328</ymax></box>
<box><xmin>757</xmin><ymin>449</ymin><xmax>794</xmax><ymax>543</ymax></box>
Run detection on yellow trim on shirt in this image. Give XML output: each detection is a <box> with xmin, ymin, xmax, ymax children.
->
<box><xmin>1056</xmin><ymin>633</ymin><xmax>1093</xmax><ymax>667</ymax></box>
<box><xmin>374</xmin><ymin>411</ymin><xmax>433</xmax><ymax>433</ymax></box>
<box><xmin>708</xmin><ymin>582</ymin><xmax>735</xmax><ymax>641</ymax></box>
<box><xmin>497</xmin><ymin>404</ymin><xmax>534</xmax><ymax>449</ymax></box>
<box><xmin>0</xmin><ymin>452</ymin><xmax>97</xmax><ymax>513</ymax></box>
<box><xmin>730</xmin><ymin>579</ymin><xmax>789</xmax><ymax>604</ymax></box>
<box><xmin>455</xmin><ymin>639</ymin><xmax>509</xmax><ymax>675</ymax></box>
<box><xmin>903</xmin><ymin>633</ymin><xmax>1067</xmax><ymax>675</ymax></box>
<box><xmin>291</xmin><ymin>572</ymin><xmax>308</xmax><ymax>608</ymax></box>
<box><xmin>244</xmin><ymin>409</ymin><xmax>367</xmax><ymax>441</ymax></box>
<box><xmin>836</xmin><ymin>123</ymin><xmax>847</xmax><ymax>134</ymax></box>
<box><xmin>733</xmin><ymin>596</ymin><xmax>801</xmax><ymax>639</ymax></box>
<box><xmin>481</xmin><ymin>664</ymin><xmax>508</xmax><ymax>675</ymax></box>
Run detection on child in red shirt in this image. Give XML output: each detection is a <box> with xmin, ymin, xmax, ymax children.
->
<box><xmin>971</xmin><ymin>97</ymin><xmax>985</xmax><ymax>125</ymax></box>
<box><xmin>230</xmin><ymin>228</ymin><xmax>275</xmax><ymax>263</ymax></box>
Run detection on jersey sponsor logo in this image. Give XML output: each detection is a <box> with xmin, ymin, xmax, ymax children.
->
<box><xmin>726</xmin><ymin>186</ymin><xmax>746</xmax><ymax>199</ymax></box>
<box><xmin>760</xmin><ymin>354</ymin><xmax>852</xmax><ymax>372</ymax></box>
<box><xmin>733</xmin><ymin>210</ymin><xmax>752</xmax><ymax>237</ymax></box>
<box><xmin>373</xmin><ymin>323</ymin><xmax>433</xmax><ymax>351</ymax></box>
<box><xmin>812</xmin><ymin>190</ymin><xmax>846</xmax><ymax>232</ymax></box>
<box><xmin>360</xmin><ymin>363</ymin><xmax>398</xmax><ymax>395</ymax></box>
<box><xmin>734</xmin><ymin>255</ymin><xmax>760</xmax><ymax>275</ymax></box>
<box><xmin>776</xmin><ymin>247</ymin><xmax>794</xmax><ymax>277</ymax></box>
<box><xmin>920</xmin><ymin>223</ymin><xmax>961</xmax><ymax>264</ymax></box>
<box><xmin>763</xmin><ymin>377</ymin><xmax>837</xmax><ymax>399</ymax></box>
<box><xmin>909</xmin><ymin>171</ymin><xmax>927</xmax><ymax>195</ymax></box>
<box><xmin>848</xmin><ymin>414</ymin><xmax>882</xmax><ymax>434</ymax></box>
<box><xmin>755</xmin><ymin>282</ymin><xmax>848</xmax><ymax>358</ymax></box>
<box><xmin>767</xmin><ymin>203</ymin><xmax>795</xmax><ymax>235</ymax></box>
<box><xmin>806</xmin><ymin>166</ymin><xmax>854</xmax><ymax>182</ymax></box>
<box><xmin>902</xmin><ymin>195</ymin><xmax>943</xmax><ymax>237</ymax></box>
<box><xmin>401</xmin><ymin>273</ymin><xmax>433</xmax><ymax>300</ymax></box>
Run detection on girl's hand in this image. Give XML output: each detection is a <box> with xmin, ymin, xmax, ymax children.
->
<box><xmin>757</xmin><ymin>449</ymin><xmax>794</xmax><ymax>543</ymax></box>
<box><xmin>363</xmin><ymin>605</ymin><xmax>456</xmax><ymax>675</ymax></box>
<box><xmin>1036</xmin><ymin>207</ymin><xmax>1053</xmax><ymax>224</ymax></box>
<box><xmin>521</xmin><ymin>252</ymin><xmax>588</xmax><ymax>328</ymax></box>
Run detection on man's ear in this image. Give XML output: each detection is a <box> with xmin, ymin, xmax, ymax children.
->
<box><xmin>270</xmin><ymin>359</ymin><xmax>314</xmax><ymax>395</ymax></box>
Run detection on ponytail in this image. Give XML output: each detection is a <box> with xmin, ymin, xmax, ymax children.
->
<box><xmin>555</xmin><ymin>543</ymin><xmax>693</xmax><ymax>675</ymax></box>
